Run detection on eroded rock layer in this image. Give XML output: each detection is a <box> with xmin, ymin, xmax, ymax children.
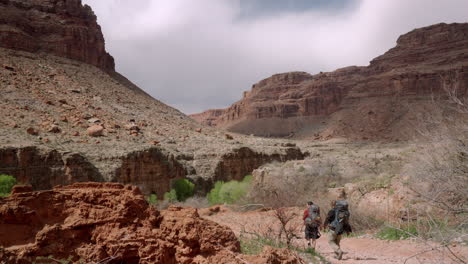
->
<box><xmin>214</xmin><ymin>146</ymin><xmax>305</xmax><ymax>182</ymax></box>
<box><xmin>0</xmin><ymin>183</ymin><xmax>302</xmax><ymax>263</ymax></box>
<box><xmin>0</xmin><ymin>146</ymin><xmax>102</xmax><ymax>189</ymax></box>
<box><xmin>114</xmin><ymin>148</ymin><xmax>187</xmax><ymax>198</ymax></box>
<box><xmin>0</xmin><ymin>0</ymin><xmax>114</xmax><ymax>71</ymax></box>
<box><xmin>191</xmin><ymin>23</ymin><xmax>468</xmax><ymax>140</ymax></box>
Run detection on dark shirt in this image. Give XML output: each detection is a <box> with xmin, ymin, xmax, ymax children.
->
<box><xmin>324</xmin><ymin>209</ymin><xmax>352</xmax><ymax>233</ymax></box>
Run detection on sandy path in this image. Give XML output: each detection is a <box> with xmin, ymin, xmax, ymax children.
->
<box><xmin>202</xmin><ymin>207</ymin><xmax>467</xmax><ymax>264</ymax></box>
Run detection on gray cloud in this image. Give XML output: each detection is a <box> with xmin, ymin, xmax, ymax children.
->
<box><xmin>83</xmin><ymin>0</ymin><xmax>468</xmax><ymax>114</ymax></box>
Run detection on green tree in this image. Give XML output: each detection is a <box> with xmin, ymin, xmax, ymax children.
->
<box><xmin>0</xmin><ymin>174</ymin><xmax>16</xmax><ymax>197</ymax></box>
<box><xmin>173</xmin><ymin>179</ymin><xmax>195</xmax><ymax>201</ymax></box>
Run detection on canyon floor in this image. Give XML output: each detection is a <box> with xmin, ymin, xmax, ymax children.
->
<box><xmin>203</xmin><ymin>207</ymin><xmax>468</xmax><ymax>264</ymax></box>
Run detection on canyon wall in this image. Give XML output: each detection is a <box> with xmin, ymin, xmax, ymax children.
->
<box><xmin>191</xmin><ymin>23</ymin><xmax>468</xmax><ymax>140</ymax></box>
<box><xmin>0</xmin><ymin>0</ymin><xmax>115</xmax><ymax>71</ymax></box>
<box><xmin>114</xmin><ymin>148</ymin><xmax>188</xmax><ymax>198</ymax></box>
<box><xmin>0</xmin><ymin>147</ymin><xmax>102</xmax><ymax>189</ymax></box>
<box><xmin>213</xmin><ymin>146</ymin><xmax>306</xmax><ymax>182</ymax></box>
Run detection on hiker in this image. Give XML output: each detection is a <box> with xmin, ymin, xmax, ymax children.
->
<box><xmin>324</xmin><ymin>200</ymin><xmax>352</xmax><ymax>260</ymax></box>
<box><xmin>303</xmin><ymin>201</ymin><xmax>321</xmax><ymax>249</ymax></box>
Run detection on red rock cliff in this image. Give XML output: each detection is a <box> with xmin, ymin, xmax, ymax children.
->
<box><xmin>0</xmin><ymin>0</ymin><xmax>115</xmax><ymax>71</ymax></box>
<box><xmin>191</xmin><ymin>23</ymin><xmax>468</xmax><ymax>140</ymax></box>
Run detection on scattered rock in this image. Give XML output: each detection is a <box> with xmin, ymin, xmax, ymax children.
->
<box><xmin>150</xmin><ymin>140</ymin><xmax>160</xmax><ymax>145</ymax></box>
<box><xmin>26</xmin><ymin>127</ymin><xmax>39</xmax><ymax>136</ymax></box>
<box><xmin>69</xmin><ymin>89</ymin><xmax>81</xmax><ymax>93</ymax></box>
<box><xmin>125</xmin><ymin>123</ymin><xmax>140</xmax><ymax>131</ymax></box>
<box><xmin>87</xmin><ymin>117</ymin><xmax>101</xmax><ymax>124</ymax></box>
<box><xmin>87</xmin><ymin>125</ymin><xmax>104</xmax><ymax>137</ymax></box>
<box><xmin>3</xmin><ymin>64</ymin><xmax>15</xmax><ymax>71</ymax></box>
<box><xmin>195</xmin><ymin>128</ymin><xmax>202</xmax><ymax>133</ymax></box>
<box><xmin>61</xmin><ymin>104</ymin><xmax>75</xmax><ymax>110</ymax></box>
<box><xmin>72</xmin><ymin>131</ymin><xmax>79</xmax><ymax>136</ymax></box>
<box><xmin>48</xmin><ymin>125</ymin><xmax>61</xmax><ymax>133</ymax></box>
<box><xmin>82</xmin><ymin>113</ymin><xmax>92</xmax><ymax>120</ymax></box>
<box><xmin>225</xmin><ymin>134</ymin><xmax>234</xmax><ymax>140</ymax></box>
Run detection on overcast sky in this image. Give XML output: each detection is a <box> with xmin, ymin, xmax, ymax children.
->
<box><xmin>82</xmin><ymin>0</ymin><xmax>468</xmax><ymax>114</ymax></box>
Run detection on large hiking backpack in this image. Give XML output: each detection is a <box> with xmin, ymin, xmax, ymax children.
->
<box><xmin>305</xmin><ymin>204</ymin><xmax>320</xmax><ymax>228</ymax></box>
<box><xmin>330</xmin><ymin>200</ymin><xmax>350</xmax><ymax>235</ymax></box>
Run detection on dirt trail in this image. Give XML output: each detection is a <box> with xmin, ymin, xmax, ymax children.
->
<box><xmin>202</xmin><ymin>207</ymin><xmax>468</xmax><ymax>264</ymax></box>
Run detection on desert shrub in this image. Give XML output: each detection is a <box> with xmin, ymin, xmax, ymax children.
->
<box><xmin>0</xmin><ymin>174</ymin><xmax>16</xmax><ymax>197</ymax></box>
<box><xmin>207</xmin><ymin>175</ymin><xmax>252</xmax><ymax>205</ymax></box>
<box><xmin>376</xmin><ymin>225</ymin><xmax>418</xmax><ymax>240</ymax></box>
<box><xmin>146</xmin><ymin>193</ymin><xmax>158</xmax><ymax>205</ymax></box>
<box><xmin>163</xmin><ymin>189</ymin><xmax>178</xmax><ymax>203</ymax></box>
<box><xmin>172</xmin><ymin>178</ymin><xmax>195</xmax><ymax>201</ymax></box>
<box><xmin>207</xmin><ymin>181</ymin><xmax>224</xmax><ymax>205</ymax></box>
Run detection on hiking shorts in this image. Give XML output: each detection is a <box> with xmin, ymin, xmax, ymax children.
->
<box><xmin>305</xmin><ymin>224</ymin><xmax>320</xmax><ymax>239</ymax></box>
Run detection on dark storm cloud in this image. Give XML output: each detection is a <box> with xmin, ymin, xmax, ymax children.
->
<box><xmin>237</xmin><ymin>0</ymin><xmax>355</xmax><ymax>19</ymax></box>
<box><xmin>83</xmin><ymin>0</ymin><xmax>468</xmax><ymax>114</ymax></box>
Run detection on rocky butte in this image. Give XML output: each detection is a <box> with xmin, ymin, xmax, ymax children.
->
<box><xmin>191</xmin><ymin>23</ymin><xmax>468</xmax><ymax>141</ymax></box>
<box><xmin>0</xmin><ymin>0</ymin><xmax>307</xmax><ymax>197</ymax></box>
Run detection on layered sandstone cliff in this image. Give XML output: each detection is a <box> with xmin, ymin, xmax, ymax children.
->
<box><xmin>191</xmin><ymin>23</ymin><xmax>468</xmax><ymax>140</ymax></box>
<box><xmin>0</xmin><ymin>0</ymin><xmax>114</xmax><ymax>71</ymax></box>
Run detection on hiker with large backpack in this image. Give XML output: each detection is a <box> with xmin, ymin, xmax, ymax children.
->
<box><xmin>303</xmin><ymin>201</ymin><xmax>321</xmax><ymax>249</ymax></box>
<box><xmin>324</xmin><ymin>200</ymin><xmax>352</xmax><ymax>260</ymax></box>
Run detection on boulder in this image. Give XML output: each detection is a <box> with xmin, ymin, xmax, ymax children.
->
<box><xmin>87</xmin><ymin>125</ymin><xmax>104</xmax><ymax>137</ymax></box>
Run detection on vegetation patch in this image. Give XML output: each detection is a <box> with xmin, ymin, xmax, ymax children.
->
<box><xmin>0</xmin><ymin>174</ymin><xmax>16</xmax><ymax>197</ymax></box>
<box><xmin>163</xmin><ymin>189</ymin><xmax>178</xmax><ymax>203</ymax></box>
<box><xmin>376</xmin><ymin>225</ymin><xmax>418</xmax><ymax>240</ymax></box>
<box><xmin>239</xmin><ymin>234</ymin><xmax>328</xmax><ymax>263</ymax></box>
<box><xmin>207</xmin><ymin>175</ymin><xmax>253</xmax><ymax>205</ymax></box>
<box><xmin>157</xmin><ymin>178</ymin><xmax>195</xmax><ymax>205</ymax></box>
<box><xmin>172</xmin><ymin>178</ymin><xmax>195</xmax><ymax>201</ymax></box>
<box><xmin>146</xmin><ymin>193</ymin><xmax>158</xmax><ymax>205</ymax></box>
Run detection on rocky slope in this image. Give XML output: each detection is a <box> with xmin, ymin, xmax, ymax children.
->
<box><xmin>0</xmin><ymin>183</ymin><xmax>303</xmax><ymax>263</ymax></box>
<box><xmin>0</xmin><ymin>0</ymin><xmax>307</xmax><ymax>196</ymax></box>
<box><xmin>191</xmin><ymin>23</ymin><xmax>468</xmax><ymax>140</ymax></box>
